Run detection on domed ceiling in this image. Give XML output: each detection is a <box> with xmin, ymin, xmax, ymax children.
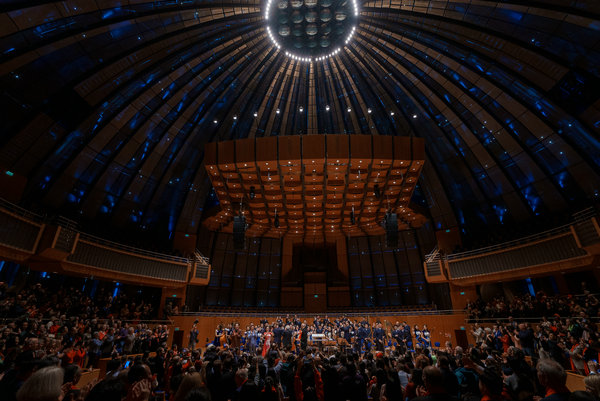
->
<box><xmin>0</xmin><ymin>1</ymin><xmax>599</xmax><ymax>243</ymax></box>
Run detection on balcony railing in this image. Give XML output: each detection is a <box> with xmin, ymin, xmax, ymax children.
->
<box><xmin>0</xmin><ymin>198</ymin><xmax>211</xmax><ymax>283</ymax></box>
<box><xmin>77</xmin><ymin>232</ymin><xmax>190</xmax><ymax>264</ymax></box>
<box><xmin>425</xmin><ymin>207</ymin><xmax>598</xmax><ymax>280</ymax></box>
<box><xmin>67</xmin><ymin>240</ymin><xmax>189</xmax><ymax>282</ymax></box>
<box><xmin>448</xmin><ymin>234</ymin><xmax>587</xmax><ymax>279</ymax></box>
<box><xmin>0</xmin><ymin>205</ymin><xmax>44</xmax><ymax>253</ymax></box>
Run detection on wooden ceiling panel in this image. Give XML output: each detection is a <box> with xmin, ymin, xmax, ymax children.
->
<box><xmin>327</xmin><ymin>135</ymin><xmax>349</xmax><ymax>162</ymax></box>
<box><xmin>204</xmin><ymin>135</ymin><xmax>426</xmax><ymax>240</ymax></box>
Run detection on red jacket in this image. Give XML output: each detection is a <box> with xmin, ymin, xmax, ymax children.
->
<box><xmin>294</xmin><ymin>367</ymin><xmax>325</xmax><ymax>401</ymax></box>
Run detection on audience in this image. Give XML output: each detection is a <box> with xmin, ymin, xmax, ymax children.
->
<box><xmin>0</xmin><ymin>276</ymin><xmax>170</xmax><ymax>397</ymax></box>
<box><xmin>466</xmin><ymin>291</ymin><xmax>599</xmax><ymax>320</ymax></box>
<box><xmin>4</xmin><ymin>274</ymin><xmax>600</xmax><ymax>401</ymax></box>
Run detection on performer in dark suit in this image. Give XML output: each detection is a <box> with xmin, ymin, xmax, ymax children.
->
<box><xmin>374</xmin><ymin>322</ymin><xmax>385</xmax><ymax>351</ymax></box>
<box><xmin>273</xmin><ymin>323</ymin><xmax>283</xmax><ymax>347</ymax></box>
<box><xmin>300</xmin><ymin>323</ymin><xmax>308</xmax><ymax>351</ymax></box>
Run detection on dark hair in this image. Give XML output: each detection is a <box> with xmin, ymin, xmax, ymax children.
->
<box><xmin>479</xmin><ymin>367</ymin><xmax>503</xmax><ymax>395</ymax></box>
<box><xmin>410</xmin><ymin>368</ymin><xmax>424</xmax><ymax>387</ymax></box>
<box><xmin>184</xmin><ymin>387</ymin><xmax>211</xmax><ymax>401</ymax></box>
<box><xmin>437</xmin><ymin>355</ymin><xmax>450</xmax><ymax>368</ymax></box>
<box><xmin>106</xmin><ymin>359</ymin><xmax>121</xmax><ymax>373</ymax></box>
<box><xmin>85</xmin><ymin>378</ymin><xmax>126</xmax><ymax>401</ymax></box>
<box><xmin>127</xmin><ymin>364</ymin><xmax>149</xmax><ymax>384</ymax></box>
<box><xmin>63</xmin><ymin>364</ymin><xmax>81</xmax><ymax>384</ymax></box>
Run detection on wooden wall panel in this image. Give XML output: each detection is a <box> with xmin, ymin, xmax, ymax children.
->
<box><xmin>326</xmin><ymin>134</ymin><xmax>350</xmax><ymax>161</ymax></box>
<box><xmin>279</xmin><ymin>135</ymin><xmax>301</xmax><ymax>162</ymax></box>
<box><xmin>204</xmin><ymin>142</ymin><xmax>217</xmax><ymax>165</ymax></box>
<box><xmin>235</xmin><ymin>138</ymin><xmax>255</xmax><ymax>166</ymax></box>
<box><xmin>350</xmin><ymin>135</ymin><xmax>372</xmax><ymax>160</ymax></box>
<box><xmin>217</xmin><ymin>140</ymin><xmax>235</xmax><ymax>166</ymax></box>
<box><xmin>373</xmin><ymin>136</ymin><xmax>393</xmax><ymax>160</ymax></box>
<box><xmin>393</xmin><ymin>136</ymin><xmax>411</xmax><ymax>160</ymax></box>
<box><xmin>256</xmin><ymin>137</ymin><xmax>278</xmax><ymax>162</ymax></box>
<box><xmin>412</xmin><ymin>137</ymin><xmax>426</xmax><ymax>160</ymax></box>
<box><xmin>0</xmin><ymin>166</ymin><xmax>27</xmax><ymax>202</ymax></box>
<box><xmin>302</xmin><ymin>135</ymin><xmax>325</xmax><ymax>160</ymax></box>
<box><xmin>280</xmin><ymin>287</ymin><xmax>303</xmax><ymax>307</ymax></box>
<box><xmin>335</xmin><ymin>237</ymin><xmax>349</xmax><ymax>281</ymax></box>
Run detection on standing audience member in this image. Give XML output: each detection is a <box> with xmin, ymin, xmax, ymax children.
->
<box><xmin>536</xmin><ymin>359</ymin><xmax>571</xmax><ymax>401</ymax></box>
<box><xmin>16</xmin><ymin>366</ymin><xmax>64</xmax><ymax>401</ymax></box>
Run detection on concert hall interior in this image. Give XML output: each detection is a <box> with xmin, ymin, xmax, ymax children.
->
<box><xmin>1</xmin><ymin>1</ymin><xmax>600</xmax><ymax>401</ymax></box>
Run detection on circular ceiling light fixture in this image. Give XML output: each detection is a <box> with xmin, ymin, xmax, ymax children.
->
<box><xmin>265</xmin><ymin>0</ymin><xmax>359</xmax><ymax>62</ymax></box>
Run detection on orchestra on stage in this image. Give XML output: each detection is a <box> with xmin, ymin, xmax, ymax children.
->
<box><xmin>192</xmin><ymin>315</ymin><xmax>433</xmax><ymax>355</ymax></box>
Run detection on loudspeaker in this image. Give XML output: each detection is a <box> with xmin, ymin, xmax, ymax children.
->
<box><xmin>233</xmin><ymin>215</ymin><xmax>246</xmax><ymax>249</ymax></box>
<box><xmin>385</xmin><ymin>212</ymin><xmax>398</xmax><ymax>247</ymax></box>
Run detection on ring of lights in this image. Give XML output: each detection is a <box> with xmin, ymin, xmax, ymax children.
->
<box><xmin>265</xmin><ymin>0</ymin><xmax>358</xmax><ymax>62</ymax></box>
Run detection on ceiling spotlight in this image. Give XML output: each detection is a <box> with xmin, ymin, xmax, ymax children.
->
<box><xmin>326</xmin><ymin>105</ymin><xmax>330</xmax><ymax>111</ymax></box>
<box><xmin>276</xmin><ymin>109</ymin><xmax>280</xmax><ymax>114</ymax></box>
<box><xmin>367</xmin><ymin>108</ymin><xmax>372</xmax><ymax>114</ymax></box>
<box><xmin>413</xmin><ymin>114</ymin><xmax>418</xmax><ymax>119</ymax></box>
<box><xmin>390</xmin><ymin>111</ymin><xmax>395</xmax><ymax>116</ymax></box>
<box><xmin>213</xmin><ymin>120</ymin><xmax>218</xmax><ymax>124</ymax></box>
<box><xmin>299</xmin><ymin>107</ymin><xmax>304</xmax><ymax>112</ymax></box>
<box><xmin>253</xmin><ymin>112</ymin><xmax>258</xmax><ymax>117</ymax></box>
<box><xmin>347</xmin><ymin>107</ymin><xmax>351</xmax><ymax>113</ymax></box>
<box><xmin>233</xmin><ymin>115</ymin><xmax>237</xmax><ymax>120</ymax></box>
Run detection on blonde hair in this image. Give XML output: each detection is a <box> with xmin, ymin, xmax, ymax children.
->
<box><xmin>16</xmin><ymin>366</ymin><xmax>64</xmax><ymax>401</ymax></box>
<box><xmin>173</xmin><ymin>372</ymin><xmax>205</xmax><ymax>401</ymax></box>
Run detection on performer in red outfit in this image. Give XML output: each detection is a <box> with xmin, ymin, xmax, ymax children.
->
<box><xmin>262</xmin><ymin>326</ymin><xmax>273</xmax><ymax>357</ymax></box>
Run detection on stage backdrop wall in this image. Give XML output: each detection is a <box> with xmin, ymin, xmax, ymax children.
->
<box><xmin>167</xmin><ymin>313</ymin><xmax>469</xmax><ymax>351</ymax></box>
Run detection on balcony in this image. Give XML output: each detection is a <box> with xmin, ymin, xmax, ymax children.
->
<box><xmin>425</xmin><ymin>208</ymin><xmax>600</xmax><ymax>285</ymax></box>
<box><xmin>0</xmin><ymin>198</ymin><xmax>210</xmax><ymax>287</ymax></box>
